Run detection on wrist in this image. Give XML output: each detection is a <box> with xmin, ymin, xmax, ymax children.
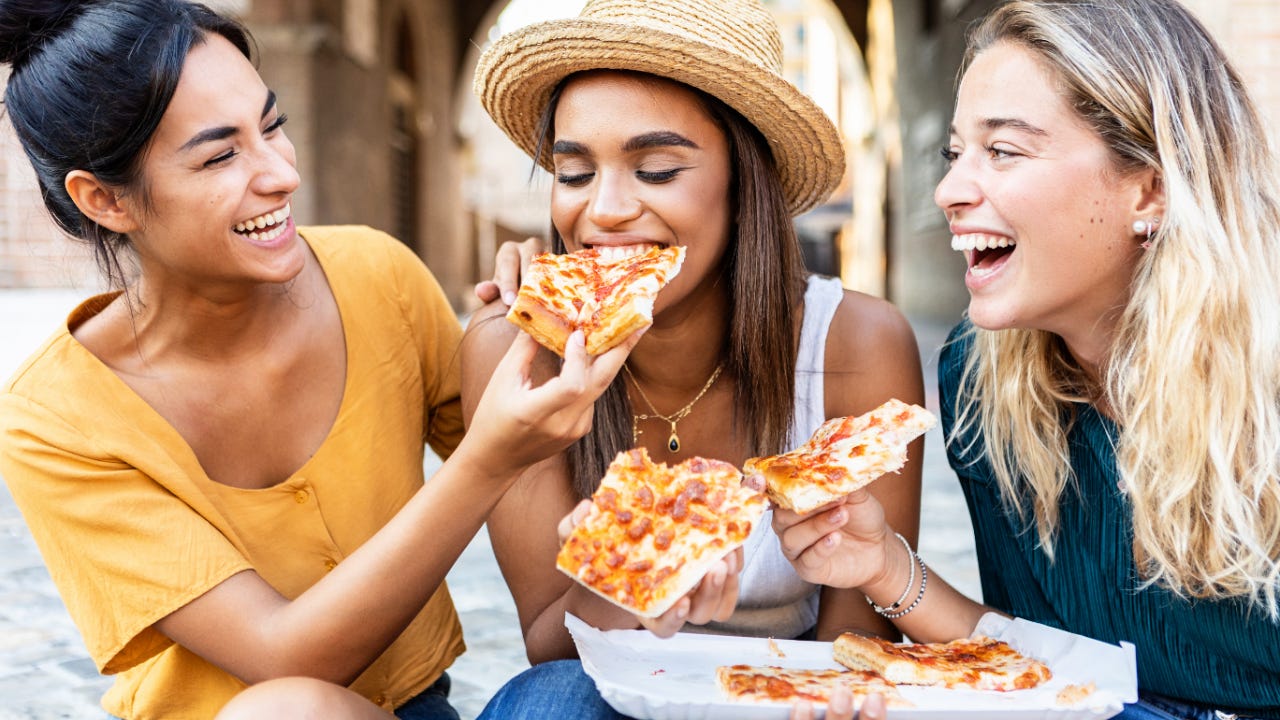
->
<box><xmin>860</xmin><ymin>533</ymin><xmax>908</xmax><ymax>596</ymax></box>
<box><xmin>860</xmin><ymin>532</ymin><xmax>917</xmax><ymax>610</ymax></box>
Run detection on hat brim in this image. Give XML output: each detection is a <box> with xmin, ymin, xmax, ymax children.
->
<box><xmin>474</xmin><ymin>19</ymin><xmax>846</xmax><ymax>216</ymax></box>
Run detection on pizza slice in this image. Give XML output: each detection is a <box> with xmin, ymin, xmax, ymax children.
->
<box><xmin>556</xmin><ymin>447</ymin><xmax>767</xmax><ymax>618</ymax></box>
<box><xmin>716</xmin><ymin>665</ymin><xmax>912</xmax><ymax>707</ymax></box>
<box><xmin>745</xmin><ymin>399</ymin><xmax>935</xmax><ymax>513</ymax></box>
<box><xmin>506</xmin><ymin>245</ymin><xmax>685</xmax><ymax>356</ymax></box>
<box><xmin>833</xmin><ymin>633</ymin><xmax>1053</xmax><ymax>692</ymax></box>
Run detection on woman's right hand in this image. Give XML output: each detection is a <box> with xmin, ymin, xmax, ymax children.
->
<box><xmin>772</xmin><ymin>489</ymin><xmax>897</xmax><ymax>590</ymax></box>
<box><xmin>791</xmin><ymin>689</ymin><xmax>886</xmax><ymax>720</ymax></box>
<box><xmin>461</xmin><ymin>328</ymin><xmax>638</xmax><ymax>478</ymax></box>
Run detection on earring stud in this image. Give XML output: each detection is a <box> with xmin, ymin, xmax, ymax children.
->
<box><xmin>1132</xmin><ymin>219</ymin><xmax>1150</xmax><ymax>235</ymax></box>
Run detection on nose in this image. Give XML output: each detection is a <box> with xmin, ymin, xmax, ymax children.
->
<box><xmin>250</xmin><ymin>136</ymin><xmax>300</xmax><ymax>197</ymax></box>
<box><xmin>933</xmin><ymin>154</ymin><xmax>980</xmax><ymax>216</ymax></box>
<box><xmin>586</xmin><ymin>171</ymin><xmax>641</xmax><ymax>228</ymax></box>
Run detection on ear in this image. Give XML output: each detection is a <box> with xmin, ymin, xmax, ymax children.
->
<box><xmin>64</xmin><ymin>170</ymin><xmax>140</xmax><ymax>235</ymax></box>
<box><xmin>1129</xmin><ymin>167</ymin><xmax>1165</xmax><ymax>223</ymax></box>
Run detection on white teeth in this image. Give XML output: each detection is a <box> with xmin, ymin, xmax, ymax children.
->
<box><xmin>951</xmin><ymin>233</ymin><xmax>1014</xmax><ymax>252</ymax></box>
<box><xmin>235</xmin><ymin>203</ymin><xmax>292</xmax><ymax>235</ymax></box>
<box><xmin>594</xmin><ymin>243</ymin><xmax>658</xmax><ymax>261</ymax></box>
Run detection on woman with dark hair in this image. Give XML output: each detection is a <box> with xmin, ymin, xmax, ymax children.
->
<box><xmin>463</xmin><ymin>1</ymin><xmax>924</xmax><ymax>717</ymax></box>
<box><xmin>0</xmin><ymin>1</ymin><xmax>633</xmax><ymax>718</ymax></box>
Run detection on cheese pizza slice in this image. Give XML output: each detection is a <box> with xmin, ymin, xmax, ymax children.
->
<box><xmin>556</xmin><ymin>447</ymin><xmax>767</xmax><ymax>618</ymax></box>
<box><xmin>745</xmin><ymin>399</ymin><xmax>935</xmax><ymax>513</ymax></box>
<box><xmin>506</xmin><ymin>245</ymin><xmax>685</xmax><ymax>356</ymax></box>
<box><xmin>716</xmin><ymin>665</ymin><xmax>912</xmax><ymax>707</ymax></box>
<box><xmin>833</xmin><ymin>633</ymin><xmax>1053</xmax><ymax>692</ymax></box>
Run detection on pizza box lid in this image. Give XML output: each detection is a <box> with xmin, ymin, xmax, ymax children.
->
<box><xmin>567</xmin><ymin>612</ymin><xmax>1137</xmax><ymax>719</ymax></box>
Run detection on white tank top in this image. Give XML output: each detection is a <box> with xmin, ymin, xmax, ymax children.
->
<box><xmin>688</xmin><ymin>275</ymin><xmax>844</xmax><ymax>638</ymax></box>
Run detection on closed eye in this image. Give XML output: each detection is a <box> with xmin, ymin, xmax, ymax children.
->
<box><xmin>637</xmin><ymin>168</ymin><xmax>683</xmax><ymax>183</ymax></box>
<box><xmin>557</xmin><ymin>172</ymin><xmax>594</xmax><ymax>187</ymax></box>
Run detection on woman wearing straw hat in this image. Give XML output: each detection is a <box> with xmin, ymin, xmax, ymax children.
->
<box><xmin>462</xmin><ymin>0</ymin><xmax>924</xmax><ymax>717</ymax></box>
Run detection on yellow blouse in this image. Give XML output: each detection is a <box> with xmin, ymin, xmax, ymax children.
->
<box><xmin>0</xmin><ymin>226</ymin><xmax>466</xmax><ymax>719</ymax></box>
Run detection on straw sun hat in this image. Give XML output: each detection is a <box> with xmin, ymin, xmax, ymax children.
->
<box><xmin>473</xmin><ymin>0</ymin><xmax>846</xmax><ymax>217</ymax></box>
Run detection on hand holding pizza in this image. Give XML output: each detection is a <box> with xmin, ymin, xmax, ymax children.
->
<box><xmin>556</xmin><ymin>497</ymin><xmax>746</xmax><ymax>639</ymax></box>
<box><xmin>772</xmin><ymin>489</ymin><xmax>899</xmax><ymax>591</ymax></box>
<box><xmin>459</xmin><ymin>327</ymin><xmax>638</xmax><ymax>479</ymax></box>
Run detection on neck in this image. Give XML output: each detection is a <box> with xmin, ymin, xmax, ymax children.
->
<box><xmin>127</xmin><ymin>262</ymin><xmax>314</xmax><ymax>362</ymax></box>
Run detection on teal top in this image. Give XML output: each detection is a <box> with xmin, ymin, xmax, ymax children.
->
<box><xmin>939</xmin><ymin>322</ymin><xmax>1280</xmax><ymax>716</ymax></box>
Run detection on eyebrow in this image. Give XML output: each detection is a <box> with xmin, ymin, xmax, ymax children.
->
<box><xmin>950</xmin><ymin>117</ymin><xmax>1048</xmax><ymax>136</ymax></box>
<box><xmin>179</xmin><ymin>90</ymin><xmax>278</xmax><ymax>152</ymax></box>
<box><xmin>552</xmin><ymin>130</ymin><xmax>700</xmax><ymax>156</ymax></box>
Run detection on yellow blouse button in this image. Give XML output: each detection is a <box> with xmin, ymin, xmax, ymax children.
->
<box><xmin>324</xmin><ymin>559</ymin><xmax>337</xmax><ymax>571</ymax></box>
<box><xmin>372</xmin><ymin>695</ymin><xmax>386</xmax><ymax>706</ymax></box>
<box><xmin>294</xmin><ymin>489</ymin><xmax>309</xmax><ymax>504</ymax></box>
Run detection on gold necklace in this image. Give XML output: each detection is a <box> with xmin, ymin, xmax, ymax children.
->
<box><xmin>624</xmin><ymin>362</ymin><xmax>724</xmax><ymax>453</ymax></box>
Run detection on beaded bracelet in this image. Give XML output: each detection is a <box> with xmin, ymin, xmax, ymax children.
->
<box><xmin>867</xmin><ymin>532</ymin><xmax>928</xmax><ymax>620</ymax></box>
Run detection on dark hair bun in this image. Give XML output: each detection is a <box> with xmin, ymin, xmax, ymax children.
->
<box><xmin>0</xmin><ymin>0</ymin><xmax>87</xmax><ymax>66</ymax></box>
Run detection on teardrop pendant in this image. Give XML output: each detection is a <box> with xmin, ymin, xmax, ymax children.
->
<box><xmin>668</xmin><ymin>433</ymin><xmax>680</xmax><ymax>453</ymax></box>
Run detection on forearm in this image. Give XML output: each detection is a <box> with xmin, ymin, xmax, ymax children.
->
<box><xmin>522</xmin><ymin>582</ymin><xmax>644</xmax><ymax>665</ymax></box>
<box><xmin>178</xmin><ymin>447</ymin><xmax>522</xmax><ymax>685</ymax></box>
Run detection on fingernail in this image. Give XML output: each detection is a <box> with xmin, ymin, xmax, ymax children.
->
<box><xmin>503</xmin><ymin>291</ymin><xmax>517</xmax><ymax>306</ymax></box>
<box><xmin>829</xmin><ymin>509</ymin><xmax>845</xmax><ymax>525</ymax></box>
<box><xmin>823</xmin><ymin>534</ymin><xmax>837</xmax><ymax>548</ymax></box>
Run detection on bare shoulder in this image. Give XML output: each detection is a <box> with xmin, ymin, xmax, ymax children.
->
<box><xmin>823</xmin><ymin>289</ymin><xmax>924</xmax><ymax>415</ymax></box>
<box><xmin>461</xmin><ymin>299</ymin><xmax>519</xmax><ymax>359</ymax></box>
<box><xmin>827</xmin><ymin>290</ymin><xmax>920</xmax><ymax>367</ymax></box>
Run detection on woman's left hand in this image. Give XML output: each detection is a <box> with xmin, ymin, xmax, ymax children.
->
<box><xmin>556</xmin><ymin>500</ymin><xmax>744</xmax><ymax>638</ymax></box>
<box><xmin>772</xmin><ymin>489</ymin><xmax>895</xmax><ymax>589</ymax></box>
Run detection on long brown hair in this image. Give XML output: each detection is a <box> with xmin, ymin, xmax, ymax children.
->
<box><xmin>535</xmin><ymin>72</ymin><xmax>807</xmax><ymax>498</ymax></box>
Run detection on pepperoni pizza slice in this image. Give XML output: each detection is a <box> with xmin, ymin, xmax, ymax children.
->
<box><xmin>556</xmin><ymin>447</ymin><xmax>768</xmax><ymax>618</ymax></box>
<box><xmin>833</xmin><ymin>633</ymin><xmax>1053</xmax><ymax>692</ymax></box>
<box><xmin>506</xmin><ymin>245</ymin><xmax>685</xmax><ymax>356</ymax></box>
<box><xmin>745</xmin><ymin>399</ymin><xmax>935</xmax><ymax>513</ymax></box>
<box><xmin>716</xmin><ymin>664</ymin><xmax>912</xmax><ymax>707</ymax></box>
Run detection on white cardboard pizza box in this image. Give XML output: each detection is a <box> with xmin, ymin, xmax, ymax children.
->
<box><xmin>567</xmin><ymin>612</ymin><xmax>1137</xmax><ymax>720</ymax></box>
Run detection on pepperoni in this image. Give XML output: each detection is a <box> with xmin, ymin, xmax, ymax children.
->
<box><xmin>616</xmin><ymin>509</ymin><xmax>633</xmax><ymax>524</ymax></box>
<box><xmin>656</xmin><ymin>495</ymin><xmax>676</xmax><ymax>516</ymax></box>
<box><xmin>595</xmin><ymin>489</ymin><xmax>618</xmax><ymax>511</ymax></box>
<box><xmin>653</xmin><ymin>529</ymin><xmax>674</xmax><ymax>549</ymax></box>
<box><xmin>633</xmin><ymin>485</ymin><xmax>654</xmax><ymax>509</ymax></box>
<box><xmin>626</xmin><ymin>559</ymin><xmax>654</xmax><ymax>573</ymax></box>
<box><xmin>626</xmin><ymin>516</ymin><xmax>652</xmax><ymax>540</ymax></box>
<box><xmin>683</xmin><ymin>480</ymin><xmax>707</xmax><ymax>503</ymax></box>
<box><xmin>672</xmin><ymin>494</ymin><xmax>688</xmax><ymax>519</ymax></box>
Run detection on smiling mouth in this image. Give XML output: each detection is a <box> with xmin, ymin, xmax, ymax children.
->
<box><xmin>951</xmin><ymin>233</ymin><xmax>1015</xmax><ymax>277</ymax></box>
<box><xmin>234</xmin><ymin>203</ymin><xmax>292</xmax><ymax>242</ymax></box>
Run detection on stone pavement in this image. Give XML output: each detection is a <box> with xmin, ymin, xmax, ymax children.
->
<box><xmin>0</xmin><ymin>288</ymin><xmax>976</xmax><ymax>719</ymax></box>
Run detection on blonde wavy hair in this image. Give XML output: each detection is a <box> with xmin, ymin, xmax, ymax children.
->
<box><xmin>951</xmin><ymin>0</ymin><xmax>1280</xmax><ymax>617</ymax></box>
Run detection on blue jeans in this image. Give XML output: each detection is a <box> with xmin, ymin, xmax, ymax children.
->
<box><xmin>476</xmin><ymin>660</ymin><xmax>628</xmax><ymax>720</ymax></box>
<box><xmin>1118</xmin><ymin>692</ymin><xmax>1275</xmax><ymax>720</ymax></box>
<box><xmin>397</xmin><ymin>672</ymin><xmax>460</xmax><ymax>720</ymax></box>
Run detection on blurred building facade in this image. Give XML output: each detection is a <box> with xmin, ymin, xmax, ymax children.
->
<box><xmin>2</xmin><ymin>0</ymin><xmax>1277</xmax><ymax>320</ymax></box>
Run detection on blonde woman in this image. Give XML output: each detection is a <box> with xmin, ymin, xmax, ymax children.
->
<box><xmin>779</xmin><ymin>1</ymin><xmax>1280</xmax><ymax>719</ymax></box>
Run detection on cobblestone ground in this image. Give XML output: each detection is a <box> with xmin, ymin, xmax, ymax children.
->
<box><xmin>0</xmin><ymin>289</ymin><xmax>975</xmax><ymax>719</ymax></box>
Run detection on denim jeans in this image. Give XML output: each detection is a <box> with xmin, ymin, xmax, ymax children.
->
<box><xmin>396</xmin><ymin>672</ymin><xmax>460</xmax><ymax>720</ymax></box>
<box><xmin>475</xmin><ymin>660</ymin><xmax>629</xmax><ymax>720</ymax></box>
<box><xmin>1118</xmin><ymin>692</ymin><xmax>1275</xmax><ymax>720</ymax></box>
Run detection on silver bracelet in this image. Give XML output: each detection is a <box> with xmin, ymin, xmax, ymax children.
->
<box><xmin>867</xmin><ymin>532</ymin><xmax>914</xmax><ymax>613</ymax></box>
<box><xmin>867</xmin><ymin>532</ymin><xmax>928</xmax><ymax>620</ymax></box>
